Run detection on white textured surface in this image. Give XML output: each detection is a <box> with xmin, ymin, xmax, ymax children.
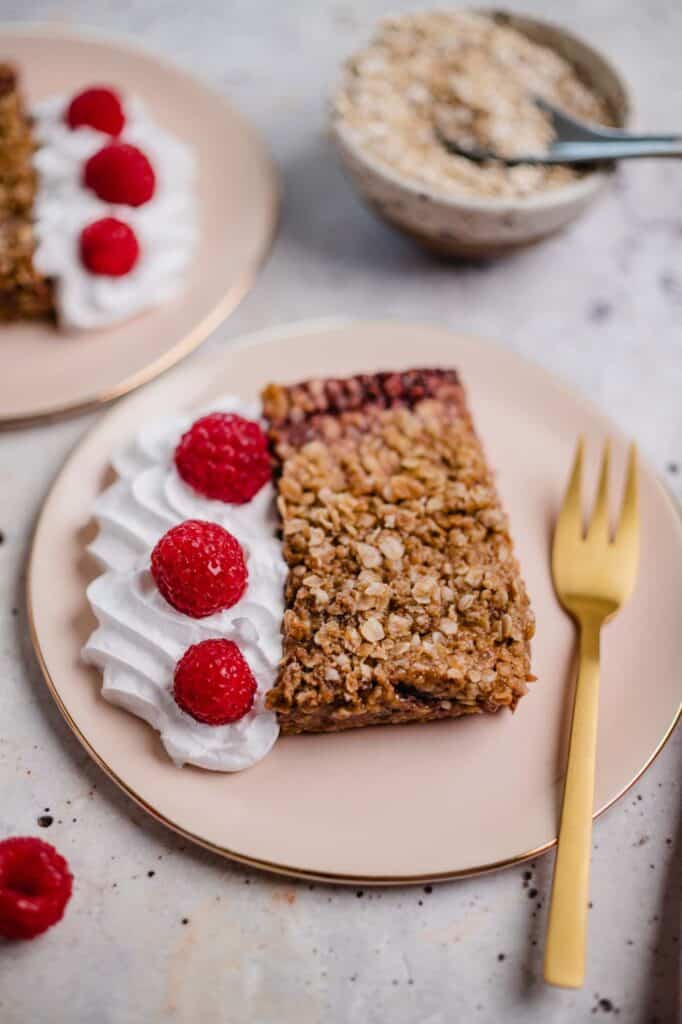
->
<box><xmin>0</xmin><ymin>2</ymin><xmax>680</xmax><ymax>1022</ymax></box>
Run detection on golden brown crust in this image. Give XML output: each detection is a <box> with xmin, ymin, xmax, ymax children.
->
<box><xmin>0</xmin><ymin>62</ymin><xmax>54</xmax><ymax>321</ymax></box>
<box><xmin>263</xmin><ymin>369</ymin><xmax>535</xmax><ymax>734</ymax></box>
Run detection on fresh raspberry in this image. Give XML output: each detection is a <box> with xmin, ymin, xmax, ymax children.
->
<box><xmin>83</xmin><ymin>143</ymin><xmax>156</xmax><ymax>207</ymax></box>
<box><xmin>0</xmin><ymin>837</ymin><xmax>73</xmax><ymax>941</ymax></box>
<box><xmin>174</xmin><ymin>413</ymin><xmax>272</xmax><ymax>504</ymax></box>
<box><xmin>174</xmin><ymin>639</ymin><xmax>257</xmax><ymax>724</ymax></box>
<box><xmin>80</xmin><ymin>217</ymin><xmax>140</xmax><ymax>276</ymax></box>
<box><xmin>151</xmin><ymin>519</ymin><xmax>248</xmax><ymax>618</ymax></box>
<box><xmin>65</xmin><ymin>86</ymin><xmax>125</xmax><ymax>136</ymax></box>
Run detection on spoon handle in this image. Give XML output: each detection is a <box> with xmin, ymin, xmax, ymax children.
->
<box><xmin>526</xmin><ymin>139</ymin><xmax>682</xmax><ymax>164</ymax></box>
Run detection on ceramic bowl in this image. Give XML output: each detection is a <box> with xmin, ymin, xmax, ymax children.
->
<box><xmin>331</xmin><ymin>10</ymin><xmax>630</xmax><ymax>258</ymax></box>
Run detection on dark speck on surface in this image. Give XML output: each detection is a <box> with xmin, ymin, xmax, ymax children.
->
<box><xmin>589</xmin><ymin>300</ymin><xmax>612</xmax><ymax>322</ymax></box>
<box><xmin>522</xmin><ymin>870</ymin><xmax>532</xmax><ymax>881</ymax></box>
<box><xmin>0</xmin><ymin>530</ymin><xmax>4</xmax><ymax>544</ymax></box>
<box><xmin>418</xmin><ymin>899</ymin><xmax>423</xmax><ymax>906</ymax></box>
<box><xmin>660</xmin><ymin>270</ymin><xmax>681</xmax><ymax>300</ymax></box>
<box><xmin>589</xmin><ymin>901</ymin><xmax>594</xmax><ymax>909</ymax></box>
<box><xmin>528</xmin><ymin>888</ymin><xmax>538</xmax><ymax>899</ymax></box>
<box><xmin>497</xmin><ymin>953</ymin><xmax>505</xmax><ymax>961</ymax></box>
<box><xmin>667</xmin><ymin>462</ymin><xmax>679</xmax><ymax>475</ymax></box>
<box><xmin>356</xmin><ymin>890</ymin><xmax>364</xmax><ymax>898</ymax></box>
<box><xmin>147</xmin><ymin>870</ymin><xmax>155</xmax><ymax>877</ymax></box>
<box><xmin>37</xmin><ymin>815</ymin><xmax>53</xmax><ymax>828</ymax></box>
<box><xmin>181</xmin><ymin>917</ymin><xmax>189</xmax><ymax>925</ymax></box>
<box><xmin>423</xmin><ymin>885</ymin><xmax>433</xmax><ymax>894</ymax></box>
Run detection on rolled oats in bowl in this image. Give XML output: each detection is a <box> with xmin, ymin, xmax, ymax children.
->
<box><xmin>334</xmin><ymin>10</ymin><xmax>614</xmax><ymax>201</ymax></box>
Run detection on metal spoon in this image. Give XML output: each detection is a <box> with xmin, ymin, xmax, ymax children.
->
<box><xmin>437</xmin><ymin>97</ymin><xmax>682</xmax><ymax>164</ymax></box>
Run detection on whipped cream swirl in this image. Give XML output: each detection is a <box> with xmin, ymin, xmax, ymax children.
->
<box><xmin>83</xmin><ymin>397</ymin><xmax>286</xmax><ymax>772</ymax></box>
<box><xmin>32</xmin><ymin>94</ymin><xmax>198</xmax><ymax>331</ymax></box>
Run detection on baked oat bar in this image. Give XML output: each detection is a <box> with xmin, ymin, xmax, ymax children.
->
<box><xmin>263</xmin><ymin>368</ymin><xmax>535</xmax><ymax>734</ymax></box>
<box><xmin>0</xmin><ymin>63</ymin><xmax>53</xmax><ymax>321</ymax></box>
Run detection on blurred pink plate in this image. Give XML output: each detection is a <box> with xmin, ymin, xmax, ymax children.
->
<box><xmin>0</xmin><ymin>26</ymin><xmax>278</xmax><ymax>426</ymax></box>
<box><xmin>27</xmin><ymin>321</ymin><xmax>682</xmax><ymax>883</ymax></box>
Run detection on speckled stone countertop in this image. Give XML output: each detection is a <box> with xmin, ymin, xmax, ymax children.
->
<box><xmin>1</xmin><ymin>2</ymin><xmax>680</xmax><ymax>1022</ymax></box>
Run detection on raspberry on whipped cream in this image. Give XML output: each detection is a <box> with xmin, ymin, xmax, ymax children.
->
<box><xmin>80</xmin><ymin>217</ymin><xmax>140</xmax><ymax>276</ymax></box>
<box><xmin>151</xmin><ymin>519</ymin><xmax>248</xmax><ymax>618</ymax></box>
<box><xmin>175</xmin><ymin>412</ymin><xmax>272</xmax><ymax>504</ymax></box>
<box><xmin>66</xmin><ymin>86</ymin><xmax>125</xmax><ymax>136</ymax></box>
<box><xmin>174</xmin><ymin>639</ymin><xmax>257</xmax><ymax>725</ymax></box>
<box><xmin>84</xmin><ymin>142</ymin><xmax>156</xmax><ymax>207</ymax></box>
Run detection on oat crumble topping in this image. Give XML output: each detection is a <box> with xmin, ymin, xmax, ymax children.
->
<box><xmin>334</xmin><ymin>11</ymin><xmax>613</xmax><ymax>200</ymax></box>
<box><xmin>263</xmin><ymin>369</ymin><xmax>535</xmax><ymax>734</ymax></box>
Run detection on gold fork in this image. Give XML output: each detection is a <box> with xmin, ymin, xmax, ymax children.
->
<box><xmin>544</xmin><ymin>438</ymin><xmax>639</xmax><ymax>989</ymax></box>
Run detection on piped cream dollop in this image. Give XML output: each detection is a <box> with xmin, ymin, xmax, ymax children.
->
<box><xmin>32</xmin><ymin>94</ymin><xmax>198</xmax><ymax>331</ymax></box>
<box><xmin>82</xmin><ymin>397</ymin><xmax>286</xmax><ymax>772</ymax></box>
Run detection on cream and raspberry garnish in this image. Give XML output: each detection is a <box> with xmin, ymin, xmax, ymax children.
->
<box><xmin>68</xmin><ymin>88</ymin><xmax>154</xmax><ymax>277</ymax></box>
<box><xmin>150</xmin><ymin>416</ymin><xmax>271</xmax><ymax>728</ymax></box>
<box><xmin>83</xmin><ymin>399</ymin><xmax>286</xmax><ymax>770</ymax></box>
<box><xmin>32</xmin><ymin>83</ymin><xmax>198</xmax><ymax>329</ymax></box>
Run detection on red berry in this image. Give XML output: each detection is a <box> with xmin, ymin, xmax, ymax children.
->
<box><xmin>174</xmin><ymin>413</ymin><xmax>271</xmax><ymax>504</ymax></box>
<box><xmin>66</xmin><ymin>86</ymin><xmax>125</xmax><ymax>136</ymax></box>
<box><xmin>84</xmin><ymin>143</ymin><xmax>156</xmax><ymax>207</ymax></box>
<box><xmin>0</xmin><ymin>837</ymin><xmax>73</xmax><ymax>941</ymax></box>
<box><xmin>151</xmin><ymin>519</ymin><xmax>248</xmax><ymax>619</ymax></box>
<box><xmin>174</xmin><ymin>639</ymin><xmax>257</xmax><ymax>725</ymax></box>
<box><xmin>80</xmin><ymin>217</ymin><xmax>140</xmax><ymax>276</ymax></box>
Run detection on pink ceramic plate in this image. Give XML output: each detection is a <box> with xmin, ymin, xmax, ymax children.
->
<box><xmin>27</xmin><ymin>321</ymin><xmax>682</xmax><ymax>883</ymax></box>
<box><xmin>0</xmin><ymin>26</ymin><xmax>278</xmax><ymax>426</ymax></box>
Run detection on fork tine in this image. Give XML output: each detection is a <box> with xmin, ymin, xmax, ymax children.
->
<box><xmin>614</xmin><ymin>443</ymin><xmax>639</xmax><ymax>549</ymax></box>
<box><xmin>586</xmin><ymin>439</ymin><xmax>611</xmax><ymax>542</ymax></box>
<box><xmin>555</xmin><ymin>436</ymin><xmax>584</xmax><ymax>541</ymax></box>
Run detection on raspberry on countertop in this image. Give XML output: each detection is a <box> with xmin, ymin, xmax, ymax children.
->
<box><xmin>173</xmin><ymin>638</ymin><xmax>257</xmax><ymax>725</ymax></box>
<box><xmin>151</xmin><ymin>519</ymin><xmax>248</xmax><ymax>619</ymax></box>
<box><xmin>174</xmin><ymin>412</ymin><xmax>272</xmax><ymax>505</ymax></box>
<box><xmin>0</xmin><ymin>837</ymin><xmax>73</xmax><ymax>940</ymax></box>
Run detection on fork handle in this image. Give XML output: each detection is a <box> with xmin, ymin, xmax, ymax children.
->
<box><xmin>544</xmin><ymin>616</ymin><xmax>601</xmax><ymax>988</ymax></box>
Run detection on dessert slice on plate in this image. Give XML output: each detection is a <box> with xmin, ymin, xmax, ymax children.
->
<box><xmin>83</xmin><ymin>367</ymin><xmax>534</xmax><ymax>769</ymax></box>
<box><xmin>263</xmin><ymin>369</ymin><xmax>535</xmax><ymax>733</ymax></box>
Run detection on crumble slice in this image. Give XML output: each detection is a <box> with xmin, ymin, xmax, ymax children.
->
<box><xmin>0</xmin><ymin>63</ymin><xmax>53</xmax><ymax>321</ymax></box>
<box><xmin>263</xmin><ymin>369</ymin><xmax>535</xmax><ymax>734</ymax></box>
